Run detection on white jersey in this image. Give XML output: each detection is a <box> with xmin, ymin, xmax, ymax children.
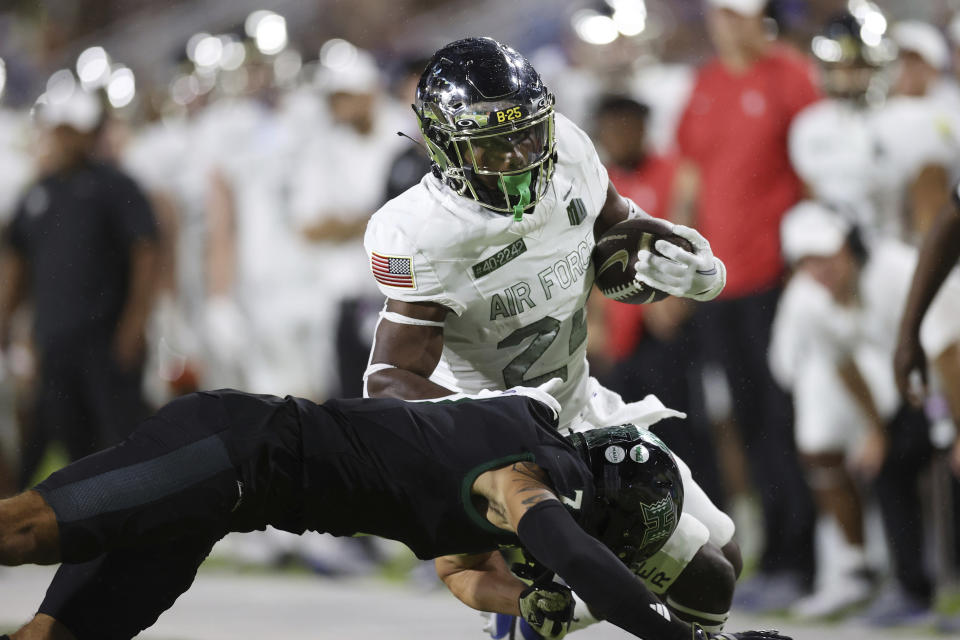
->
<box><xmin>789</xmin><ymin>96</ymin><xmax>960</xmax><ymax>243</ymax></box>
<box><xmin>869</xmin><ymin>95</ymin><xmax>960</xmax><ymax>241</ymax></box>
<box><xmin>772</xmin><ymin>240</ymin><xmax>960</xmax><ymax>422</ymax></box>
<box><xmin>365</xmin><ymin>114</ymin><xmax>613</xmax><ymax>426</ymax></box>
<box><xmin>789</xmin><ymin>100</ymin><xmax>877</xmax><ymax>223</ymax></box>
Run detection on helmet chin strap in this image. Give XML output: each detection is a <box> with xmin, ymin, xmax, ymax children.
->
<box><xmin>499</xmin><ymin>172</ymin><xmax>533</xmax><ymax>222</ymax></box>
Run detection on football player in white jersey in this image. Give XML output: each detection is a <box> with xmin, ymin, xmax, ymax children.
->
<box><xmin>363</xmin><ymin>38</ymin><xmax>737</xmax><ymax>638</ymax></box>
<box><xmin>790</xmin><ymin>7</ymin><xmax>956</xmax><ymax>245</ymax></box>
<box><xmin>783</xmin><ymin>5</ymin><xmax>955</xmax><ymax>620</ymax></box>
<box><xmin>788</xmin><ymin>5</ymin><xmax>895</xmax><ymax>234</ymax></box>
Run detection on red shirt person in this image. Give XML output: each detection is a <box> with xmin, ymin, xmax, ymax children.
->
<box><xmin>676</xmin><ymin>30</ymin><xmax>819</xmax><ymax>296</ymax></box>
<box><xmin>671</xmin><ymin>0</ymin><xmax>821</xmax><ymax>613</ymax></box>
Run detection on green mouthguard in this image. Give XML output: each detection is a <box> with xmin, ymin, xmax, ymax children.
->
<box><xmin>499</xmin><ymin>172</ymin><xmax>533</xmax><ymax>222</ymax></box>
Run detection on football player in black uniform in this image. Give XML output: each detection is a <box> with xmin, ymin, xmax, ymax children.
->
<box><xmin>0</xmin><ymin>388</ymin><xmax>786</xmax><ymax>640</ymax></box>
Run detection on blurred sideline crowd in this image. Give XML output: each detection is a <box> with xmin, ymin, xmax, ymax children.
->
<box><xmin>2</xmin><ymin>0</ymin><xmax>960</xmax><ymax>632</ymax></box>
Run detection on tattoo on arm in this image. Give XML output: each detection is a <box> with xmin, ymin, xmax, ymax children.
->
<box><xmin>510</xmin><ymin>462</ymin><xmax>556</xmax><ymax>507</ymax></box>
<box><xmin>511</xmin><ymin>461</ymin><xmax>546</xmax><ymax>481</ymax></box>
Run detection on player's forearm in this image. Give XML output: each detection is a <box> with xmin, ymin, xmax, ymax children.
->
<box><xmin>365</xmin><ymin>367</ymin><xmax>455</xmax><ymax>400</ymax></box>
<box><xmin>517</xmin><ymin>501</ymin><xmax>691</xmax><ymax>640</ymax></box>
<box><xmin>899</xmin><ymin>204</ymin><xmax>960</xmax><ymax>340</ymax></box>
<box><xmin>436</xmin><ymin>554</ymin><xmax>524</xmax><ymax>616</ymax></box>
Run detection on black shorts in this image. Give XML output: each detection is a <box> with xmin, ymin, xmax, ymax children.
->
<box><xmin>33</xmin><ymin>390</ymin><xmax>311</xmax><ymax>640</ymax></box>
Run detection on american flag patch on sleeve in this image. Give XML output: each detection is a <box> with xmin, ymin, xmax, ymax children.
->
<box><xmin>370</xmin><ymin>252</ymin><xmax>416</xmax><ymax>288</ymax></box>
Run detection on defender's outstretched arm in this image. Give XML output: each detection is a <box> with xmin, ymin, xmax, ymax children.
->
<box><xmin>0</xmin><ymin>491</ymin><xmax>60</xmax><ymax>566</ymax></box>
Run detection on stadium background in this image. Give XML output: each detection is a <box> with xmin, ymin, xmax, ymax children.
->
<box><xmin>1</xmin><ymin>0</ymin><xmax>960</xmax><ymax>638</ymax></box>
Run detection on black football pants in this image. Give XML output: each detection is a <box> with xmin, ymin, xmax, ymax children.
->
<box><xmin>33</xmin><ymin>390</ymin><xmax>306</xmax><ymax>640</ymax></box>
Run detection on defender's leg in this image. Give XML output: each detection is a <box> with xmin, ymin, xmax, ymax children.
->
<box><xmin>10</xmin><ymin>614</ymin><xmax>75</xmax><ymax>640</ymax></box>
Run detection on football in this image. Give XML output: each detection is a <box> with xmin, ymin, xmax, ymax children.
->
<box><xmin>592</xmin><ymin>217</ymin><xmax>694</xmax><ymax>304</ymax></box>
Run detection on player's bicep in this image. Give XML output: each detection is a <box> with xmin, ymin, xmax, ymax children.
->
<box><xmin>594</xmin><ymin>181</ymin><xmax>630</xmax><ymax>240</ymax></box>
<box><xmin>497</xmin><ymin>462</ymin><xmax>559</xmax><ymax>531</ymax></box>
<box><xmin>369</xmin><ymin>299</ymin><xmax>448</xmax><ymax>377</ymax></box>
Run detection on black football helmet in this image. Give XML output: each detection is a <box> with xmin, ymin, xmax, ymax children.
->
<box><xmin>812</xmin><ymin>3</ymin><xmax>894</xmax><ymax>103</ymax></box>
<box><xmin>414</xmin><ymin>37</ymin><xmax>556</xmax><ymax>220</ymax></box>
<box><xmin>567</xmin><ymin>425</ymin><xmax>683</xmax><ymax>568</ymax></box>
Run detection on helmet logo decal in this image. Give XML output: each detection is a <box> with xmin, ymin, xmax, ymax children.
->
<box><xmin>491</xmin><ymin>106</ymin><xmax>527</xmax><ymax>124</ymax></box>
<box><xmin>639</xmin><ymin>498</ymin><xmax>677</xmax><ymax>550</ymax></box>
<box><xmin>629</xmin><ymin>444</ymin><xmax>650</xmax><ymax>463</ymax></box>
<box><xmin>604</xmin><ymin>445</ymin><xmax>626</xmax><ymax>463</ymax></box>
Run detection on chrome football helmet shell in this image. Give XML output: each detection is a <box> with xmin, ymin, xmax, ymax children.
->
<box><xmin>414</xmin><ymin>37</ymin><xmax>556</xmax><ymax>220</ymax></box>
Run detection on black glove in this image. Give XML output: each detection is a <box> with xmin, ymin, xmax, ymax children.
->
<box><xmin>518</xmin><ymin>581</ymin><xmax>575</xmax><ymax>640</ymax></box>
<box><xmin>693</xmin><ymin>625</ymin><xmax>792</xmax><ymax>640</ymax></box>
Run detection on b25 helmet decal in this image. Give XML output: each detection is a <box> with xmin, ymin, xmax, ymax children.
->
<box><xmin>414</xmin><ymin>37</ymin><xmax>556</xmax><ymax>220</ymax></box>
<box><xmin>812</xmin><ymin>3</ymin><xmax>895</xmax><ymax>103</ymax></box>
<box><xmin>567</xmin><ymin>425</ymin><xmax>683</xmax><ymax>568</ymax></box>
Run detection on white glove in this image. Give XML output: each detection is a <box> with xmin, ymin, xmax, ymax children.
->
<box><xmin>475</xmin><ymin>377</ymin><xmax>564</xmax><ymax>421</ymax></box>
<box><xmin>634</xmin><ymin>224</ymin><xmax>726</xmax><ymax>302</ymax></box>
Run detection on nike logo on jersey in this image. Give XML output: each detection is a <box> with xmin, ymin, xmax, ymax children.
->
<box><xmin>596</xmin><ymin>249</ymin><xmax>630</xmax><ymax>278</ymax></box>
<box><xmin>560</xmin><ymin>489</ymin><xmax>583</xmax><ymax>510</ymax></box>
<box><xmin>562</xmin><ymin>182</ymin><xmax>575</xmax><ymax>200</ymax></box>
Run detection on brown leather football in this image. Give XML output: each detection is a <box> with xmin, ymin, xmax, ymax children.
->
<box><xmin>592</xmin><ymin>217</ymin><xmax>694</xmax><ymax>304</ymax></box>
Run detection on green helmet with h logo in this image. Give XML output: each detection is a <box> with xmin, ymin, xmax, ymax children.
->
<box><xmin>567</xmin><ymin>425</ymin><xmax>684</xmax><ymax>568</ymax></box>
<box><xmin>414</xmin><ymin>37</ymin><xmax>556</xmax><ymax>221</ymax></box>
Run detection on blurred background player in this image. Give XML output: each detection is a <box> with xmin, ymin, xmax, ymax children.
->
<box><xmin>198</xmin><ymin>35</ymin><xmax>308</xmax><ymax>398</ymax></box>
<box><xmin>782</xmin><ymin>5</ymin><xmax>888</xmax><ymax>619</ymax></box>
<box><xmin>671</xmin><ymin>0</ymin><xmax>819</xmax><ymax>610</ymax></box>
<box><xmin>0</xmin><ymin>85</ymin><xmax>158</xmax><ymax>491</ymax></box>
<box><xmin>870</xmin><ymin>18</ymin><xmax>957</xmax><ymax>242</ymax></box>
<box><xmin>784</xmin><ymin>6</ymin><xmax>960</xmax><ymax>621</ymax></box>
<box><xmin>291</xmin><ymin>46</ymin><xmax>405</xmax><ymax>399</ymax></box>
<box><xmin>772</xmin><ymin>202</ymin><xmax>960</xmax><ymax>626</ymax></box>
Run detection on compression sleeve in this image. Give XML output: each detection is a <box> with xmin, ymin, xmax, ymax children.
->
<box><xmin>516</xmin><ymin>500</ymin><xmax>691</xmax><ymax>640</ymax></box>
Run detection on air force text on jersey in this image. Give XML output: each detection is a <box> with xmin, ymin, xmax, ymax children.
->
<box><xmin>486</xmin><ymin>234</ymin><xmax>592</xmax><ymax>320</ymax></box>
